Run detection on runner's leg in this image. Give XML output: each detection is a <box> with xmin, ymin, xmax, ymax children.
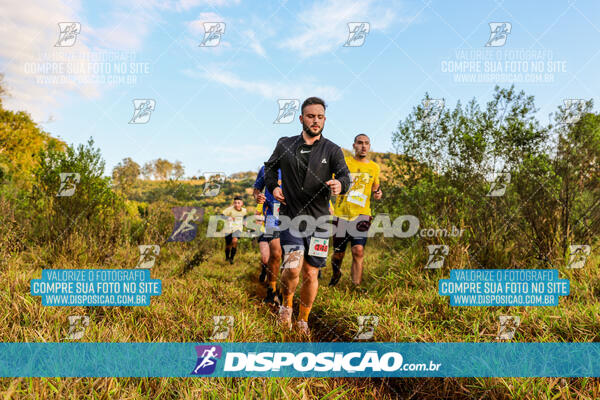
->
<box><xmin>225</xmin><ymin>234</ymin><xmax>232</xmax><ymax>260</ymax></box>
<box><xmin>329</xmin><ymin>234</ymin><xmax>348</xmax><ymax>286</ymax></box>
<box><xmin>259</xmin><ymin>241</ymin><xmax>270</xmax><ymax>265</ymax></box>
<box><xmin>267</xmin><ymin>238</ymin><xmax>281</xmax><ymax>292</ymax></box>
<box><xmin>258</xmin><ymin>239</ymin><xmax>269</xmax><ymax>283</ymax></box>
<box><xmin>280</xmin><ymin>256</ymin><xmax>302</xmax><ymax>307</ymax></box>
<box><xmin>230</xmin><ymin>236</ymin><xmax>238</xmax><ymax>263</ymax></box>
<box><xmin>298</xmin><ymin>260</ymin><xmax>319</xmax><ymax>323</ymax></box>
<box><xmin>350</xmin><ymin>244</ymin><xmax>365</xmax><ymax>285</ymax></box>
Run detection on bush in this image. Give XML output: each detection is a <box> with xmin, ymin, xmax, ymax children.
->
<box><xmin>30</xmin><ymin>138</ymin><xmax>129</xmax><ymax>254</ymax></box>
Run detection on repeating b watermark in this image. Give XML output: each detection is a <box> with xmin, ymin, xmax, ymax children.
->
<box><xmin>137</xmin><ymin>245</ymin><xmax>160</xmax><ymax>269</ymax></box>
<box><xmin>496</xmin><ymin>315</ymin><xmax>520</xmax><ymax>340</ymax></box>
<box><xmin>274</xmin><ymin>99</ymin><xmax>299</xmax><ymax>124</ymax></box>
<box><xmin>66</xmin><ymin>315</ymin><xmax>89</xmax><ymax>340</ymax></box>
<box><xmin>561</xmin><ymin>99</ymin><xmax>586</xmax><ymax>125</ymax></box>
<box><xmin>424</xmin><ymin>245</ymin><xmax>449</xmax><ymax>269</ymax></box>
<box><xmin>210</xmin><ymin>316</ymin><xmax>234</xmax><ymax>340</ymax></box>
<box><xmin>57</xmin><ymin>172</ymin><xmax>80</xmax><ymax>197</ymax></box>
<box><xmin>199</xmin><ymin>23</ymin><xmax>226</xmax><ymax>47</ymax></box>
<box><xmin>55</xmin><ymin>22</ymin><xmax>81</xmax><ymax>47</ymax></box>
<box><xmin>422</xmin><ymin>99</ymin><xmax>444</xmax><ymax>124</ymax></box>
<box><xmin>344</xmin><ymin>22</ymin><xmax>370</xmax><ymax>47</ymax></box>
<box><xmin>487</xmin><ymin>172</ymin><xmax>511</xmax><ymax>197</ymax></box>
<box><xmin>354</xmin><ymin>315</ymin><xmax>379</xmax><ymax>340</ymax></box>
<box><xmin>485</xmin><ymin>22</ymin><xmax>511</xmax><ymax>47</ymax></box>
<box><xmin>201</xmin><ymin>172</ymin><xmax>226</xmax><ymax>196</ymax></box>
<box><xmin>567</xmin><ymin>245</ymin><xmax>590</xmax><ymax>269</ymax></box>
<box><xmin>129</xmin><ymin>99</ymin><xmax>156</xmax><ymax>124</ymax></box>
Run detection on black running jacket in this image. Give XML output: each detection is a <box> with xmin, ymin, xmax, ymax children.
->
<box><xmin>264</xmin><ymin>134</ymin><xmax>351</xmax><ymax>219</ymax></box>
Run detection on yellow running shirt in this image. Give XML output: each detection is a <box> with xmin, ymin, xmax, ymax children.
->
<box><xmin>333</xmin><ymin>156</ymin><xmax>380</xmax><ymax>221</ymax></box>
<box><xmin>223</xmin><ymin>205</ymin><xmax>247</xmax><ymax>233</ymax></box>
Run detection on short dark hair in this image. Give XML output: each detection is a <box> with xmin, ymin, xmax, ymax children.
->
<box><xmin>301</xmin><ymin>97</ymin><xmax>326</xmax><ymax>114</ymax></box>
<box><xmin>233</xmin><ymin>196</ymin><xmax>243</xmax><ymax>201</ymax></box>
<box><xmin>354</xmin><ymin>133</ymin><xmax>369</xmax><ymax>143</ymax></box>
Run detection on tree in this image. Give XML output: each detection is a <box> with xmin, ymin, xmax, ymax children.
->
<box><xmin>153</xmin><ymin>158</ymin><xmax>172</xmax><ymax>180</ymax></box>
<box><xmin>555</xmin><ymin>110</ymin><xmax>600</xmax><ymax>253</ymax></box>
<box><xmin>112</xmin><ymin>157</ymin><xmax>141</xmax><ymax>192</ymax></box>
<box><xmin>140</xmin><ymin>158</ymin><xmax>185</xmax><ymax>180</ymax></box>
<box><xmin>141</xmin><ymin>162</ymin><xmax>154</xmax><ymax>179</ymax></box>
<box><xmin>0</xmin><ymin>75</ymin><xmax>64</xmax><ymax>185</ymax></box>
<box><xmin>387</xmin><ymin>86</ymin><xmax>595</xmax><ymax>268</ymax></box>
<box><xmin>172</xmin><ymin>160</ymin><xmax>185</xmax><ymax>180</ymax></box>
<box><xmin>32</xmin><ymin>138</ymin><xmax>122</xmax><ymax>241</ymax></box>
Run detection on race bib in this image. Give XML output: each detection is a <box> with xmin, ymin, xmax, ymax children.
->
<box><xmin>272</xmin><ymin>201</ymin><xmax>280</xmax><ymax>218</ymax></box>
<box><xmin>346</xmin><ymin>190</ymin><xmax>368</xmax><ymax>207</ymax></box>
<box><xmin>308</xmin><ymin>237</ymin><xmax>329</xmax><ymax>258</ymax></box>
<box><xmin>346</xmin><ymin>172</ymin><xmax>370</xmax><ymax>207</ymax></box>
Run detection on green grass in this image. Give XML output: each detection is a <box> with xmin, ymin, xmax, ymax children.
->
<box><xmin>1</xmin><ymin>236</ymin><xmax>600</xmax><ymax>399</ymax></box>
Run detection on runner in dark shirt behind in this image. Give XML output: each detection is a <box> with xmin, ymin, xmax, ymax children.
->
<box><xmin>253</xmin><ymin>166</ymin><xmax>283</xmax><ymax>305</ymax></box>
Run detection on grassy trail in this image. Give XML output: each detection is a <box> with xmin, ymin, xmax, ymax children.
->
<box><xmin>1</xmin><ymin>239</ymin><xmax>600</xmax><ymax>398</ymax></box>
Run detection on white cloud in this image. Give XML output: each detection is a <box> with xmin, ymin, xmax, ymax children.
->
<box><xmin>175</xmin><ymin>0</ymin><xmax>241</xmax><ymax>12</ymax></box>
<box><xmin>0</xmin><ymin>0</ymin><xmax>165</xmax><ymax>121</ymax></box>
<box><xmin>0</xmin><ymin>0</ymin><xmax>99</xmax><ymax>121</ymax></box>
<box><xmin>243</xmin><ymin>29</ymin><xmax>266</xmax><ymax>57</ymax></box>
<box><xmin>90</xmin><ymin>5</ymin><xmax>159</xmax><ymax>50</ymax></box>
<box><xmin>280</xmin><ymin>0</ymin><xmax>401</xmax><ymax>57</ymax></box>
<box><xmin>184</xmin><ymin>66</ymin><xmax>341</xmax><ymax>101</ymax></box>
<box><xmin>187</xmin><ymin>12</ymin><xmax>226</xmax><ymax>35</ymax></box>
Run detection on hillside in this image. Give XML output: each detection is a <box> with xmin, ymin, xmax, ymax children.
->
<box><xmin>126</xmin><ymin>149</ymin><xmax>417</xmax><ymax>212</ymax></box>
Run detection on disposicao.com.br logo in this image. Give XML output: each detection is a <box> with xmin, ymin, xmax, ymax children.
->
<box><xmin>191</xmin><ymin>347</ymin><xmax>441</xmax><ymax>375</ymax></box>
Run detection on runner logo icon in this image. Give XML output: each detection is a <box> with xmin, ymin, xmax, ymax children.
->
<box><xmin>192</xmin><ymin>345</ymin><xmax>223</xmax><ymax>375</ymax></box>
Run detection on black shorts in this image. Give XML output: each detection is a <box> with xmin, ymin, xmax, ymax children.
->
<box><xmin>332</xmin><ymin>215</ymin><xmax>372</xmax><ymax>253</ymax></box>
<box><xmin>257</xmin><ymin>230</ymin><xmax>281</xmax><ymax>243</ymax></box>
<box><xmin>225</xmin><ymin>230</ymin><xmax>242</xmax><ymax>245</ymax></box>
<box><xmin>280</xmin><ymin>228</ymin><xmax>330</xmax><ymax>269</ymax></box>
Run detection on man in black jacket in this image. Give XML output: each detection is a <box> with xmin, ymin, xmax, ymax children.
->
<box><xmin>264</xmin><ymin>96</ymin><xmax>350</xmax><ymax>336</ymax></box>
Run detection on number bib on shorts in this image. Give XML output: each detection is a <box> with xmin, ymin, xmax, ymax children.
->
<box><xmin>308</xmin><ymin>237</ymin><xmax>329</xmax><ymax>258</ymax></box>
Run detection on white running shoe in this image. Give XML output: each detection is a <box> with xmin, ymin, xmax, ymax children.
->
<box><xmin>278</xmin><ymin>306</ymin><xmax>292</xmax><ymax>330</ymax></box>
<box><xmin>296</xmin><ymin>320</ymin><xmax>310</xmax><ymax>336</ymax></box>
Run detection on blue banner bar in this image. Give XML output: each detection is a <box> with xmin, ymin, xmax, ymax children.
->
<box><xmin>1</xmin><ymin>343</ymin><xmax>600</xmax><ymax>377</ymax></box>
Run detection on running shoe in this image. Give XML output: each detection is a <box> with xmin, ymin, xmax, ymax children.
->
<box><xmin>278</xmin><ymin>306</ymin><xmax>292</xmax><ymax>330</ymax></box>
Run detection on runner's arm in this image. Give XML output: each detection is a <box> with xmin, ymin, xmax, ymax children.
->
<box><xmin>253</xmin><ymin>166</ymin><xmax>266</xmax><ymax>191</ymax></box>
<box><xmin>253</xmin><ymin>167</ymin><xmax>267</xmax><ymax>203</ymax></box>
<box><xmin>372</xmin><ymin>165</ymin><xmax>382</xmax><ymax>199</ymax></box>
<box><xmin>372</xmin><ymin>185</ymin><xmax>382</xmax><ymax>200</ymax></box>
<box><xmin>253</xmin><ymin>188</ymin><xmax>266</xmax><ymax>203</ymax></box>
<box><xmin>330</xmin><ymin>147</ymin><xmax>351</xmax><ymax>195</ymax></box>
<box><xmin>264</xmin><ymin>139</ymin><xmax>283</xmax><ymax>193</ymax></box>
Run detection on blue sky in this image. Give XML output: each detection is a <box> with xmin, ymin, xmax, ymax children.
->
<box><xmin>1</xmin><ymin>0</ymin><xmax>599</xmax><ymax>176</ymax></box>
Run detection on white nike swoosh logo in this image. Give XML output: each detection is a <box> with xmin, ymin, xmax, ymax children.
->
<box><xmin>300</xmin><ymin>150</ymin><xmax>311</xmax><ymax>153</ymax></box>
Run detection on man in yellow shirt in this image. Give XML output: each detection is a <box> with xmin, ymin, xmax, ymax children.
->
<box><xmin>223</xmin><ymin>196</ymin><xmax>247</xmax><ymax>265</ymax></box>
<box><xmin>330</xmin><ymin>134</ymin><xmax>382</xmax><ymax>287</ymax></box>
